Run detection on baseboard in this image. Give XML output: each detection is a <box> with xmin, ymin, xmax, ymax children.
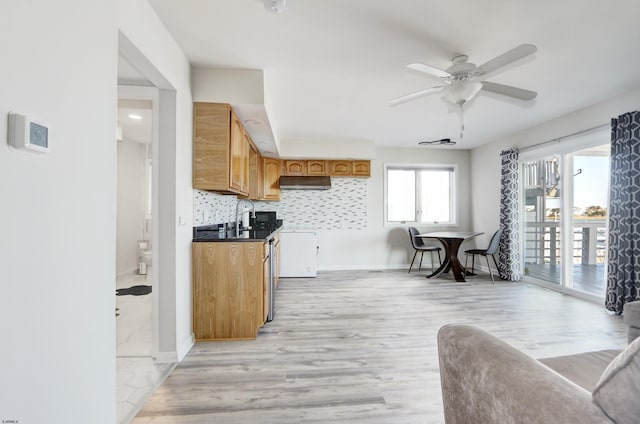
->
<box><xmin>177</xmin><ymin>333</ymin><xmax>195</xmax><ymax>362</ymax></box>
<box><xmin>153</xmin><ymin>333</ymin><xmax>195</xmax><ymax>364</ymax></box>
<box><xmin>154</xmin><ymin>350</ymin><xmax>178</xmax><ymax>364</ymax></box>
<box><xmin>317</xmin><ymin>264</ymin><xmax>423</xmax><ymax>271</ymax></box>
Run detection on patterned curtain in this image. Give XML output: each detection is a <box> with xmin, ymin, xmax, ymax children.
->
<box><xmin>498</xmin><ymin>149</ymin><xmax>521</xmax><ymax>281</ymax></box>
<box><xmin>606</xmin><ymin>111</ymin><xmax>640</xmax><ymax>314</ymax></box>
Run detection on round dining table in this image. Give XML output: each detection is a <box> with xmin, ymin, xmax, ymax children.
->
<box><xmin>417</xmin><ymin>231</ymin><xmax>483</xmax><ymax>282</ymax></box>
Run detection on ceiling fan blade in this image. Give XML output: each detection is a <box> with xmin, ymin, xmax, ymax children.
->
<box><xmin>407</xmin><ymin>63</ymin><xmax>450</xmax><ymax>78</ymax></box>
<box><xmin>481</xmin><ymin>81</ymin><xmax>537</xmax><ymax>100</ymax></box>
<box><xmin>476</xmin><ymin>44</ymin><xmax>537</xmax><ymax>76</ymax></box>
<box><xmin>388</xmin><ymin>86</ymin><xmax>444</xmax><ymax>107</ymax></box>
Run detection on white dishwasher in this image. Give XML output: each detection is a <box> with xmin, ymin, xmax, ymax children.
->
<box><xmin>279</xmin><ymin>230</ymin><xmax>318</xmax><ymax>277</ymax></box>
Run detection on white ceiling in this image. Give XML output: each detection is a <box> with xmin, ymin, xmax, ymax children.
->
<box><xmin>118</xmin><ymin>99</ymin><xmax>153</xmax><ymax>144</ymax></box>
<box><xmin>148</xmin><ymin>0</ymin><xmax>640</xmax><ymax>149</ymax></box>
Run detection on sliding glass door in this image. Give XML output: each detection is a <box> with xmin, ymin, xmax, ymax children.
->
<box><xmin>521</xmin><ymin>141</ymin><xmax>610</xmax><ymax>298</ymax></box>
<box><xmin>523</xmin><ymin>155</ymin><xmax>562</xmax><ymax>285</ymax></box>
<box><xmin>570</xmin><ymin>146</ymin><xmax>609</xmax><ymax>296</ymax></box>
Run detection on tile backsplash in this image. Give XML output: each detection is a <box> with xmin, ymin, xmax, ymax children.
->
<box><xmin>193</xmin><ymin>190</ymin><xmax>237</xmax><ymax>225</ymax></box>
<box><xmin>193</xmin><ymin>178</ymin><xmax>367</xmax><ymax>230</ymax></box>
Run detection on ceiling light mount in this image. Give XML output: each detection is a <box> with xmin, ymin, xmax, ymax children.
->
<box><xmin>244</xmin><ymin>118</ymin><xmax>265</xmax><ymax>126</ymax></box>
<box><xmin>264</xmin><ymin>0</ymin><xmax>286</xmax><ymax>14</ymax></box>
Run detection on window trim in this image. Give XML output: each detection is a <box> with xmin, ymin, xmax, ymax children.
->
<box><xmin>383</xmin><ymin>163</ymin><xmax>459</xmax><ymax>227</ymax></box>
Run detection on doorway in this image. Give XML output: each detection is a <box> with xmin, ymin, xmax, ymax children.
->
<box><xmin>115</xmin><ymin>71</ymin><xmax>173</xmax><ymax>424</ymax></box>
<box><xmin>116</xmin><ymin>97</ymin><xmax>153</xmax><ymax>354</ymax></box>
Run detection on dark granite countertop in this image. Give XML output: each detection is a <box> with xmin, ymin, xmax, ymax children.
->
<box><xmin>193</xmin><ymin>224</ymin><xmax>282</xmax><ymax>242</ymax></box>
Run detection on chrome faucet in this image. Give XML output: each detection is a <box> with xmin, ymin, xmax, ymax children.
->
<box><xmin>235</xmin><ymin>199</ymin><xmax>255</xmax><ymax>237</ymax></box>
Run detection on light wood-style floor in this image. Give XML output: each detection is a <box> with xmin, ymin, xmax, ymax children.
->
<box><xmin>133</xmin><ymin>270</ymin><xmax>627</xmax><ymax>424</ymax></box>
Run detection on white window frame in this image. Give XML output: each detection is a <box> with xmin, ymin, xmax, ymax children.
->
<box><xmin>383</xmin><ymin>163</ymin><xmax>458</xmax><ymax>227</ymax></box>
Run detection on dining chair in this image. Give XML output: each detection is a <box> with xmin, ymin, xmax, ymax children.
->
<box><xmin>408</xmin><ymin>227</ymin><xmax>442</xmax><ymax>273</ymax></box>
<box><xmin>464</xmin><ymin>228</ymin><xmax>503</xmax><ymax>283</ymax></box>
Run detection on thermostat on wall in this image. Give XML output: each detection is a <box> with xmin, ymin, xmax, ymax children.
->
<box><xmin>8</xmin><ymin>112</ymin><xmax>49</xmax><ymax>153</ymax></box>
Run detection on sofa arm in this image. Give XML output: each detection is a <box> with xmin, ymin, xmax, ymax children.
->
<box><xmin>437</xmin><ymin>325</ymin><xmax>611</xmax><ymax>424</ymax></box>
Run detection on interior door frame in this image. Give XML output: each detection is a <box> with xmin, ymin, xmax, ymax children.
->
<box><xmin>118</xmin><ymin>84</ymin><xmax>160</xmax><ymax>357</ymax></box>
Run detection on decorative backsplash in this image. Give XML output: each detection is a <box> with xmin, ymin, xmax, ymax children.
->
<box><xmin>193</xmin><ymin>178</ymin><xmax>368</xmax><ymax>230</ymax></box>
<box><xmin>193</xmin><ymin>190</ymin><xmax>237</xmax><ymax>225</ymax></box>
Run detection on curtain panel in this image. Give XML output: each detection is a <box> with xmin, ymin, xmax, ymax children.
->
<box><xmin>606</xmin><ymin>111</ymin><xmax>640</xmax><ymax>314</ymax></box>
<box><xmin>499</xmin><ymin>149</ymin><xmax>521</xmax><ymax>281</ymax></box>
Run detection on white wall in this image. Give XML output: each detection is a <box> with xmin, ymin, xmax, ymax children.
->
<box><xmin>192</xmin><ymin>68</ymin><xmax>264</xmax><ymax>104</ymax></box>
<box><xmin>0</xmin><ymin>1</ymin><xmax>117</xmax><ymax>423</ymax></box>
<box><xmin>313</xmin><ymin>146</ymin><xmax>472</xmax><ymax>270</ymax></box>
<box><xmin>470</xmin><ymin>86</ymin><xmax>640</xmax><ymax>249</ymax></box>
<box><xmin>116</xmin><ymin>140</ymin><xmax>147</xmax><ymax>275</ymax></box>
<box><xmin>117</xmin><ymin>0</ymin><xmax>194</xmax><ymax>361</ymax></box>
<box><xmin>279</xmin><ymin>138</ymin><xmax>376</xmax><ymax>159</ymax></box>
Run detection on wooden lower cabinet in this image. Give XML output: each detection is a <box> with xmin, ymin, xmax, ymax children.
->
<box><xmin>192</xmin><ymin>242</ymin><xmax>267</xmax><ymax>340</ymax></box>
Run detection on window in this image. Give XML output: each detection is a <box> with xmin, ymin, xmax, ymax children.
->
<box><xmin>385</xmin><ymin>164</ymin><xmax>457</xmax><ymax>225</ymax></box>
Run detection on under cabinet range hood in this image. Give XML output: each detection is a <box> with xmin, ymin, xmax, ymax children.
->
<box><xmin>279</xmin><ymin>176</ymin><xmax>331</xmax><ymax>190</ymax></box>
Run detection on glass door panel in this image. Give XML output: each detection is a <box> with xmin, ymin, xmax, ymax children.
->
<box><xmin>571</xmin><ymin>145</ymin><xmax>610</xmax><ymax>296</ymax></box>
<box><xmin>523</xmin><ymin>155</ymin><xmax>562</xmax><ymax>284</ymax></box>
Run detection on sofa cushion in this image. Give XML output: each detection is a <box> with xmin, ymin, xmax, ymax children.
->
<box><xmin>623</xmin><ymin>300</ymin><xmax>640</xmax><ymax>328</ymax></box>
<box><xmin>539</xmin><ymin>350</ymin><xmax>621</xmax><ymax>392</ymax></box>
<box><xmin>592</xmin><ymin>336</ymin><xmax>640</xmax><ymax>423</ymax></box>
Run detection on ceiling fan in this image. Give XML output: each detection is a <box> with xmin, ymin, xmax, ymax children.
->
<box><xmin>389</xmin><ymin>44</ymin><xmax>538</xmax><ymax>108</ymax></box>
<box><xmin>418</xmin><ymin>138</ymin><xmax>456</xmax><ymax>146</ymax></box>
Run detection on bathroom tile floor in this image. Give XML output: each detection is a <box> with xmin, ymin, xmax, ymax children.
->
<box><xmin>116</xmin><ymin>272</ymin><xmax>175</xmax><ymax>424</ymax></box>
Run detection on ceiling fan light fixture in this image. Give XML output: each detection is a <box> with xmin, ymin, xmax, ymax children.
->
<box><xmin>443</xmin><ymin>81</ymin><xmax>483</xmax><ymax>106</ymax></box>
<box><xmin>264</xmin><ymin>0</ymin><xmax>286</xmax><ymax>13</ymax></box>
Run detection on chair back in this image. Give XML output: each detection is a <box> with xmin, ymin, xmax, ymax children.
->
<box><xmin>486</xmin><ymin>228</ymin><xmax>503</xmax><ymax>255</ymax></box>
<box><xmin>408</xmin><ymin>227</ymin><xmax>424</xmax><ymax>249</ymax></box>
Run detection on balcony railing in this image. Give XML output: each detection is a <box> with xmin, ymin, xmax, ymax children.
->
<box><xmin>524</xmin><ymin>220</ymin><xmax>607</xmax><ymax>265</ymax></box>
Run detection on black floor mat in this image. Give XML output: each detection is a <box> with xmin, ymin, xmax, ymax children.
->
<box><xmin>116</xmin><ymin>285</ymin><xmax>152</xmax><ymax>296</ymax></box>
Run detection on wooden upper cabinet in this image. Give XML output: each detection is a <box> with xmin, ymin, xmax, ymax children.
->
<box><xmin>279</xmin><ymin>159</ymin><xmax>370</xmax><ymax>177</ymax></box>
<box><xmin>247</xmin><ymin>142</ymin><xmax>259</xmax><ymax>200</ymax></box>
<box><xmin>282</xmin><ymin>160</ymin><xmax>307</xmax><ymax>176</ymax></box>
<box><xmin>230</xmin><ymin>111</ymin><xmax>248</xmax><ymax>193</ymax></box>
<box><xmin>329</xmin><ymin>160</ymin><xmax>352</xmax><ymax>176</ymax></box>
<box><xmin>352</xmin><ymin>160</ymin><xmax>371</xmax><ymax>177</ymax></box>
<box><xmin>307</xmin><ymin>160</ymin><xmax>329</xmax><ymax>176</ymax></box>
<box><xmin>263</xmin><ymin>157</ymin><xmax>281</xmax><ymax>200</ymax></box>
<box><xmin>193</xmin><ymin>102</ymin><xmax>231</xmax><ymax>191</ymax></box>
<box><xmin>193</xmin><ymin>102</ymin><xmax>249</xmax><ymax>195</ymax></box>
<box><xmin>256</xmin><ymin>150</ymin><xmax>265</xmax><ymax>200</ymax></box>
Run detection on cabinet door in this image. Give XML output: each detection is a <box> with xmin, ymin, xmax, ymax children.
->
<box><xmin>330</xmin><ymin>160</ymin><xmax>352</xmax><ymax>176</ymax></box>
<box><xmin>247</xmin><ymin>141</ymin><xmax>259</xmax><ymax>200</ymax></box>
<box><xmin>352</xmin><ymin>160</ymin><xmax>371</xmax><ymax>177</ymax></box>
<box><xmin>263</xmin><ymin>157</ymin><xmax>281</xmax><ymax>200</ymax></box>
<box><xmin>192</xmin><ymin>242</ymin><xmax>262</xmax><ymax>340</ymax></box>
<box><xmin>257</xmin><ymin>151</ymin><xmax>265</xmax><ymax>200</ymax></box>
<box><xmin>229</xmin><ymin>111</ymin><xmax>248</xmax><ymax>194</ymax></box>
<box><xmin>283</xmin><ymin>160</ymin><xmax>307</xmax><ymax>176</ymax></box>
<box><xmin>193</xmin><ymin>102</ymin><xmax>231</xmax><ymax>190</ymax></box>
<box><xmin>307</xmin><ymin>160</ymin><xmax>328</xmax><ymax>176</ymax></box>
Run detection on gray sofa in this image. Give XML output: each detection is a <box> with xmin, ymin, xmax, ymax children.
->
<box><xmin>437</xmin><ymin>302</ymin><xmax>640</xmax><ymax>424</ymax></box>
